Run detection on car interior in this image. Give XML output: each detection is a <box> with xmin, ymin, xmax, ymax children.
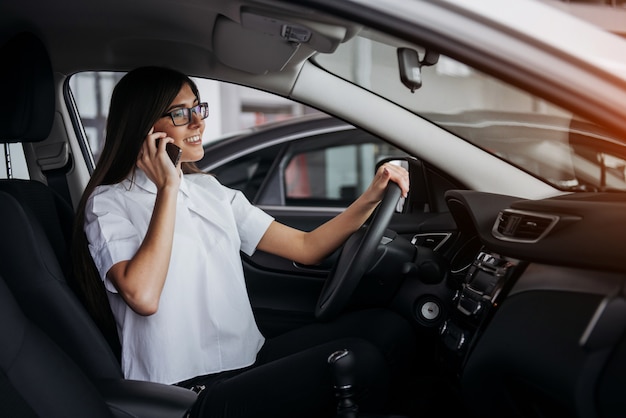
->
<box><xmin>1</xmin><ymin>0</ymin><xmax>626</xmax><ymax>417</ymax></box>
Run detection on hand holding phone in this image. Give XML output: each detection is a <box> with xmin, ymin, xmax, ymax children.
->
<box><xmin>165</xmin><ymin>143</ymin><xmax>182</xmax><ymax>166</ymax></box>
<box><xmin>155</xmin><ymin>138</ymin><xmax>182</xmax><ymax>166</ymax></box>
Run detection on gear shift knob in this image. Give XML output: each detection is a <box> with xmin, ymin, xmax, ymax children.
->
<box><xmin>328</xmin><ymin>349</ymin><xmax>356</xmax><ymax>389</ymax></box>
<box><xmin>328</xmin><ymin>349</ymin><xmax>358</xmax><ymax>418</ymax></box>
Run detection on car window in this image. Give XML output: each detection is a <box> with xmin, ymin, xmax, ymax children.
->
<box><xmin>313</xmin><ymin>30</ymin><xmax>626</xmax><ymax>193</ymax></box>
<box><xmin>0</xmin><ymin>144</ymin><xmax>29</xmax><ymax>180</ymax></box>
<box><xmin>204</xmin><ymin>120</ymin><xmax>410</xmax><ymax>208</ymax></box>
<box><xmin>68</xmin><ymin>72</ymin><xmax>316</xmax><ymax>171</ymax></box>
<box><xmin>237</xmin><ymin>127</ymin><xmax>411</xmax><ymax>207</ymax></box>
<box><xmin>208</xmin><ymin>142</ymin><xmax>285</xmax><ymax>202</ymax></box>
<box><xmin>284</xmin><ymin>141</ymin><xmax>408</xmax><ymax>207</ymax></box>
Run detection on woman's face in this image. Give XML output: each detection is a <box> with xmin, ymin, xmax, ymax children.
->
<box><xmin>152</xmin><ymin>83</ymin><xmax>205</xmax><ymax>163</ymax></box>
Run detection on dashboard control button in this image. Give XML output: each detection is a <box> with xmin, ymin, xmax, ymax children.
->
<box><xmin>415</xmin><ymin>296</ymin><xmax>445</xmax><ymax>327</ymax></box>
<box><xmin>421</xmin><ymin>300</ymin><xmax>441</xmax><ymax>320</ymax></box>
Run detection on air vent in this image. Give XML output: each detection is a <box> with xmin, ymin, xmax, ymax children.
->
<box><xmin>492</xmin><ymin>209</ymin><xmax>559</xmax><ymax>243</ymax></box>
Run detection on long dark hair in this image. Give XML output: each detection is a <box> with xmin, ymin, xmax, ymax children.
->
<box><xmin>70</xmin><ymin>66</ymin><xmax>203</xmax><ymax>357</ymax></box>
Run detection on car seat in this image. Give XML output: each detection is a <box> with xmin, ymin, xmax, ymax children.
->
<box><xmin>0</xmin><ymin>32</ymin><xmax>197</xmax><ymax>417</ymax></box>
<box><xmin>0</xmin><ymin>30</ymin><xmax>74</xmax><ymax>278</ymax></box>
<box><xmin>0</xmin><ymin>275</ymin><xmax>115</xmax><ymax>417</ymax></box>
<box><xmin>0</xmin><ymin>190</ymin><xmax>122</xmax><ymax>380</ymax></box>
<box><xmin>0</xmin><ymin>31</ymin><xmax>122</xmax><ymax>378</ymax></box>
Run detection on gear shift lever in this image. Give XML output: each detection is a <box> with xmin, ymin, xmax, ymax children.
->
<box><xmin>328</xmin><ymin>349</ymin><xmax>359</xmax><ymax>418</ymax></box>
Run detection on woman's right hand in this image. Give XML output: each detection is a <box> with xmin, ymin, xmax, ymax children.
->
<box><xmin>111</xmin><ymin>127</ymin><xmax>181</xmax><ymax>316</ymax></box>
<box><xmin>136</xmin><ymin>128</ymin><xmax>181</xmax><ymax>190</ymax></box>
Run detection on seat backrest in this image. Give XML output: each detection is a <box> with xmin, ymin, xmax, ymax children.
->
<box><xmin>0</xmin><ymin>29</ymin><xmax>73</xmax><ymax>258</ymax></box>
<box><xmin>0</xmin><ymin>179</ymin><xmax>74</xmax><ymax>277</ymax></box>
<box><xmin>0</xmin><ymin>275</ymin><xmax>114</xmax><ymax>418</ymax></box>
<box><xmin>0</xmin><ymin>32</ymin><xmax>75</xmax><ymax>279</ymax></box>
<box><xmin>0</xmin><ymin>32</ymin><xmax>122</xmax><ymax>379</ymax></box>
<box><xmin>0</xmin><ymin>190</ymin><xmax>123</xmax><ymax>380</ymax></box>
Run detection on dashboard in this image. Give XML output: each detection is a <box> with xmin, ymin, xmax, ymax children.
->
<box><xmin>430</xmin><ymin>190</ymin><xmax>626</xmax><ymax>418</ymax></box>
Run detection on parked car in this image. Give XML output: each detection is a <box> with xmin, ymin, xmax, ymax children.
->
<box><xmin>198</xmin><ymin>113</ymin><xmax>410</xmax><ymax>215</ymax></box>
<box><xmin>1</xmin><ymin>0</ymin><xmax>626</xmax><ymax>417</ymax></box>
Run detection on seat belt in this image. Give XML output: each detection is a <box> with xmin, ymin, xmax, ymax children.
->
<box><xmin>43</xmin><ymin>162</ymin><xmax>73</xmax><ymax>207</ymax></box>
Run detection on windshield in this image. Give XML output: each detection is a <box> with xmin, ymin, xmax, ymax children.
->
<box><xmin>313</xmin><ymin>29</ymin><xmax>626</xmax><ymax>192</ymax></box>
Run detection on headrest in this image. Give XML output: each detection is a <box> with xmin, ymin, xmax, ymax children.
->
<box><xmin>0</xmin><ymin>32</ymin><xmax>54</xmax><ymax>143</ymax></box>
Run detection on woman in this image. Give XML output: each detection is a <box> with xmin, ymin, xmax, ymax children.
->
<box><xmin>72</xmin><ymin>66</ymin><xmax>415</xmax><ymax>418</ymax></box>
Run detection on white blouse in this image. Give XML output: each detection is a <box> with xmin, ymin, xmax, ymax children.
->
<box><xmin>84</xmin><ymin>169</ymin><xmax>274</xmax><ymax>384</ymax></box>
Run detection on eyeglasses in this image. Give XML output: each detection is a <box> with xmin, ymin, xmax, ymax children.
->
<box><xmin>162</xmin><ymin>102</ymin><xmax>209</xmax><ymax>126</ymax></box>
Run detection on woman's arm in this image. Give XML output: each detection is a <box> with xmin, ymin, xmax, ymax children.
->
<box><xmin>107</xmin><ymin>131</ymin><xmax>181</xmax><ymax>316</ymax></box>
<box><xmin>256</xmin><ymin>162</ymin><xmax>409</xmax><ymax>266</ymax></box>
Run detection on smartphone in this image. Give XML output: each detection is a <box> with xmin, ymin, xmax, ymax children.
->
<box><xmin>165</xmin><ymin>143</ymin><xmax>182</xmax><ymax>166</ymax></box>
<box><xmin>155</xmin><ymin>138</ymin><xmax>182</xmax><ymax>166</ymax></box>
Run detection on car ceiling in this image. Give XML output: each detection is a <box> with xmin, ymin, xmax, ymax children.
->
<box><xmin>0</xmin><ymin>0</ymin><xmax>357</xmax><ymax>80</ymax></box>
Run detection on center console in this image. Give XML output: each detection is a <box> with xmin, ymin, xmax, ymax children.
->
<box><xmin>439</xmin><ymin>250</ymin><xmax>523</xmax><ymax>370</ymax></box>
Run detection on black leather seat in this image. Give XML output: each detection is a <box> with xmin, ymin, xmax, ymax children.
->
<box><xmin>0</xmin><ymin>31</ymin><xmax>122</xmax><ymax>380</ymax></box>
<box><xmin>0</xmin><ymin>190</ymin><xmax>122</xmax><ymax>380</ymax></box>
<box><xmin>0</xmin><ymin>276</ymin><xmax>115</xmax><ymax>418</ymax></box>
<box><xmin>0</xmin><ymin>31</ymin><xmax>122</xmax><ymax>359</ymax></box>
<box><xmin>0</xmin><ymin>30</ymin><xmax>73</xmax><ymax>278</ymax></box>
<box><xmin>0</xmin><ymin>191</ymin><xmax>197</xmax><ymax>417</ymax></box>
<box><xmin>0</xmin><ymin>32</ymin><xmax>197</xmax><ymax>417</ymax></box>
<box><xmin>0</xmin><ymin>178</ymin><xmax>74</xmax><ymax>277</ymax></box>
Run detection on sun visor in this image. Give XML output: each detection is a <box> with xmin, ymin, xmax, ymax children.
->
<box><xmin>213</xmin><ymin>15</ymin><xmax>301</xmax><ymax>75</ymax></box>
<box><xmin>213</xmin><ymin>10</ymin><xmax>350</xmax><ymax>75</ymax></box>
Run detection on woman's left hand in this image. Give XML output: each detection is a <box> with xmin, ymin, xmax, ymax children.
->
<box><xmin>257</xmin><ymin>161</ymin><xmax>409</xmax><ymax>266</ymax></box>
<box><xmin>362</xmin><ymin>162</ymin><xmax>410</xmax><ymax>204</ymax></box>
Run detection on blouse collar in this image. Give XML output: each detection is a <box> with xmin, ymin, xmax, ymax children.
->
<box><xmin>125</xmin><ymin>167</ymin><xmax>188</xmax><ymax>196</ymax></box>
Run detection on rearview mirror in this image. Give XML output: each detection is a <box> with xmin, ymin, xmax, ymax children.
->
<box><xmin>397</xmin><ymin>47</ymin><xmax>439</xmax><ymax>93</ymax></box>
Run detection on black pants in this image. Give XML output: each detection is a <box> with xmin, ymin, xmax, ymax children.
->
<box><xmin>180</xmin><ymin>309</ymin><xmax>417</xmax><ymax>418</ymax></box>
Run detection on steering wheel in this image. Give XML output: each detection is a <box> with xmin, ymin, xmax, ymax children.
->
<box><xmin>315</xmin><ymin>183</ymin><xmax>402</xmax><ymax>321</ymax></box>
